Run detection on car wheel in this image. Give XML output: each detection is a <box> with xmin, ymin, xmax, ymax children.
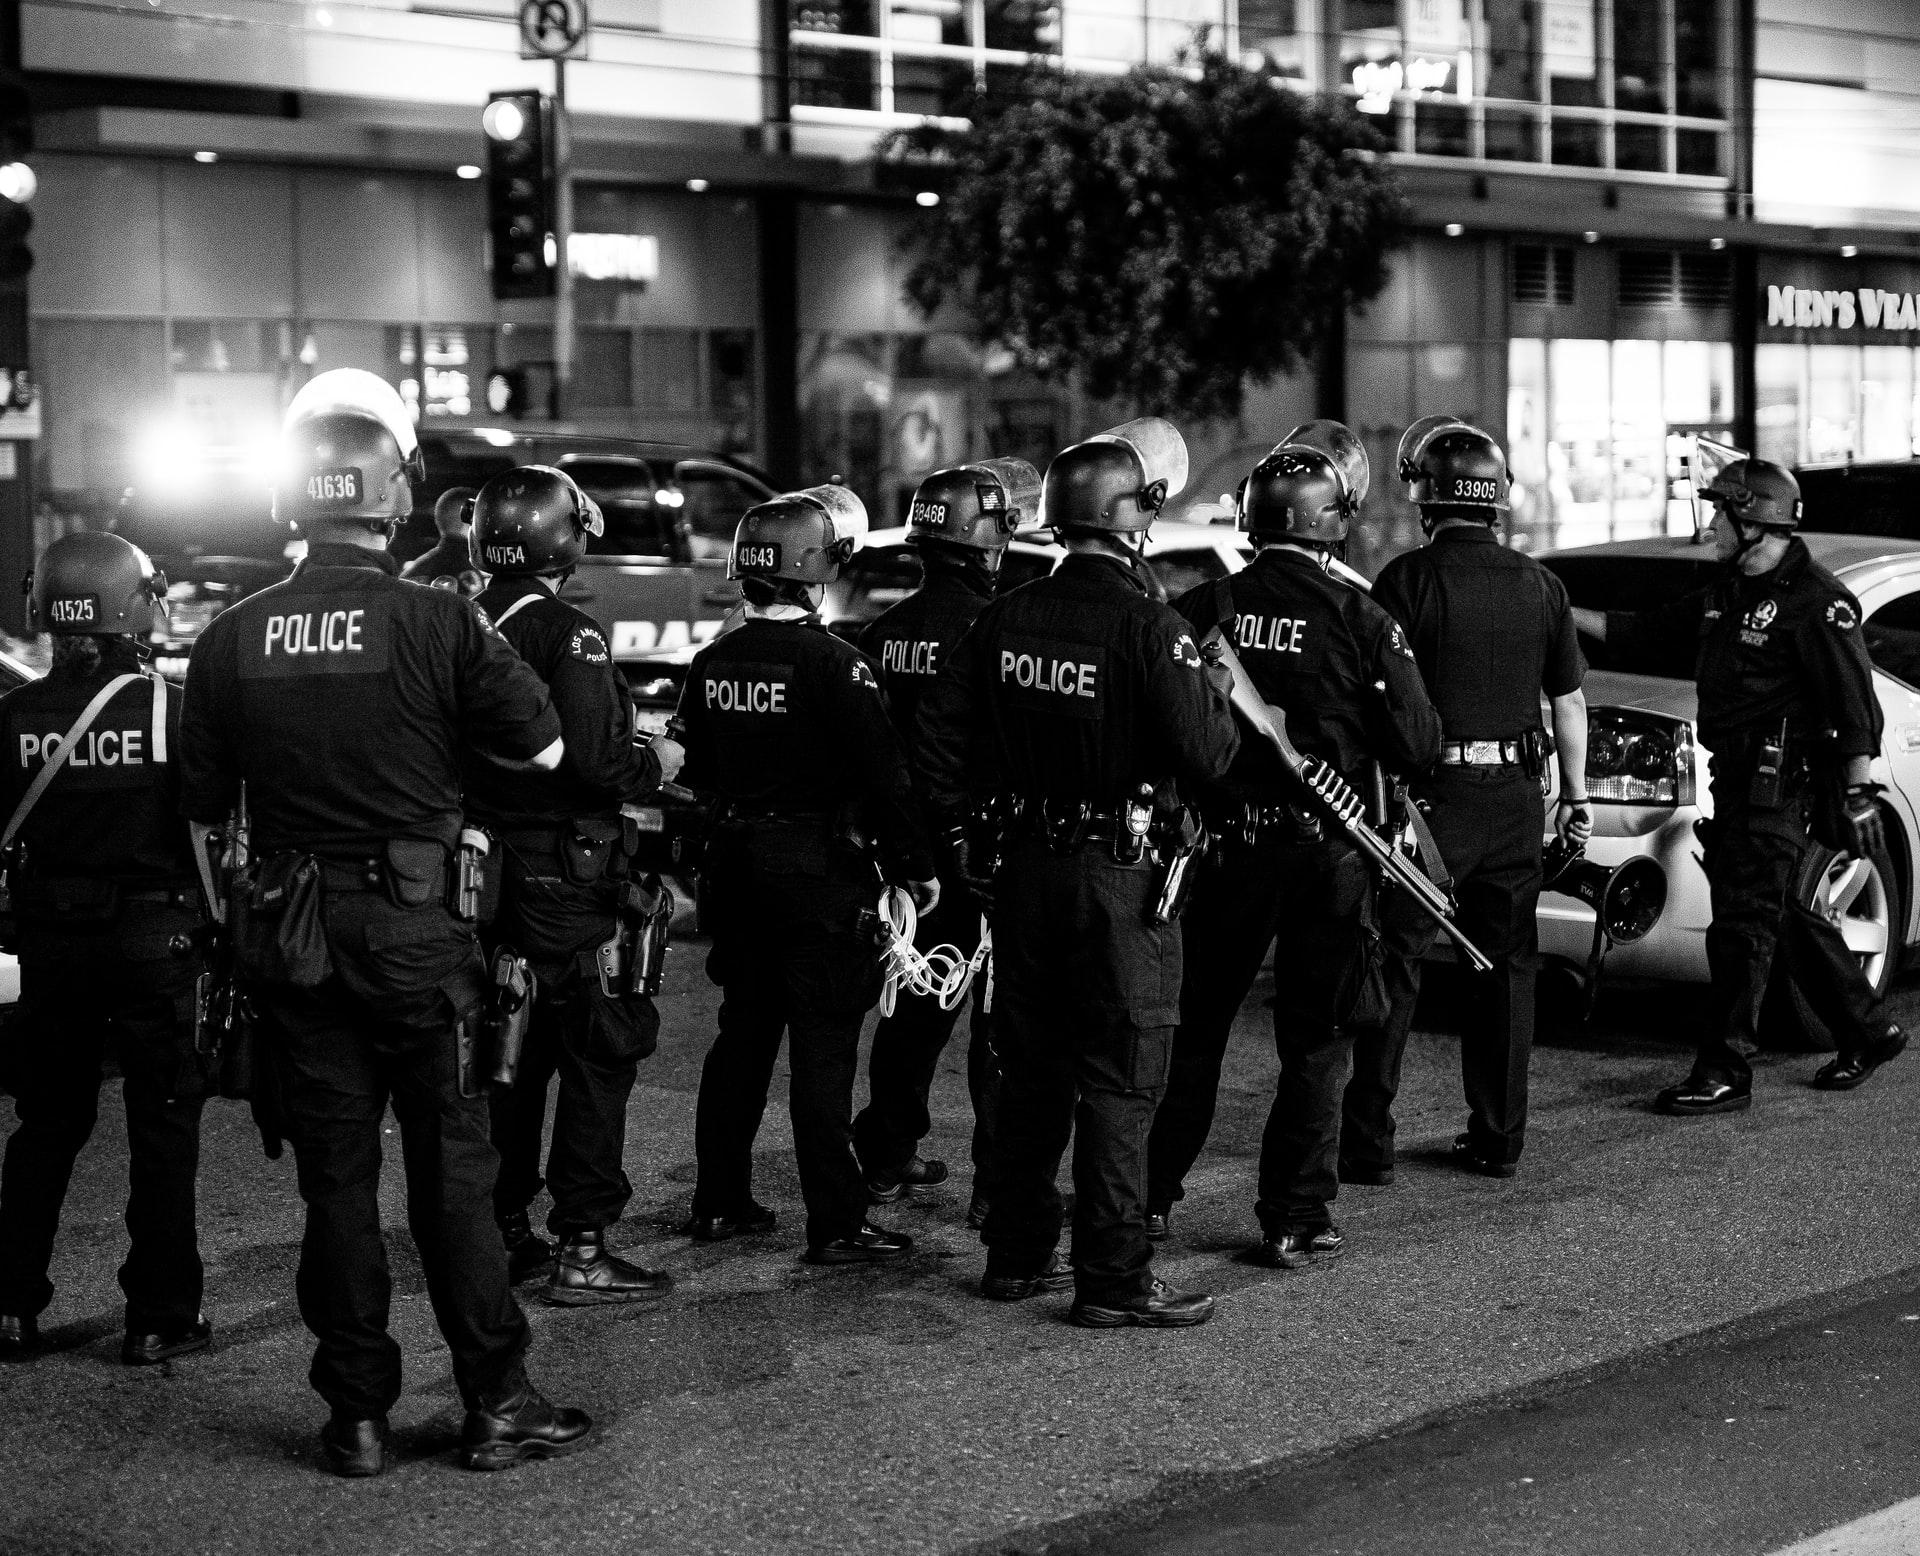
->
<box><xmin>1759</xmin><ymin>817</ymin><xmax>1903</xmax><ymax>1051</ymax></box>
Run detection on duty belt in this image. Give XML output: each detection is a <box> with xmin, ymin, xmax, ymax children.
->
<box><xmin>1438</xmin><ymin>738</ymin><xmax>1525</xmax><ymax>767</ymax></box>
<box><xmin>1210</xmin><ymin>802</ymin><xmax>1323</xmax><ymax>847</ymax></box>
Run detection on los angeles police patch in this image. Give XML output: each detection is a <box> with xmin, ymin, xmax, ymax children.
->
<box><xmin>1172</xmin><ymin>633</ymin><xmax>1203</xmax><ymax>669</ymax></box>
<box><xmin>852</xmin><ymin>659</ymin><xmax>879</xmax><ymax>690</ymax></box>
<box><xmin>1827</xmin><ymin>599</ymin><xmax>1859</xmax><ymax>631</ymax></box>
<box><xmin>472</xmin><ymin>603</ymin><xmax>498</xmax><ymax>635</ymax></box>
<box><xmin>1745</xmin><ymin>599</ymin><xmax>1779</xmax><ymax>631</ymax></box>
<box><xmin>1387</xmin><ymin>621</ymin><xmax>1414</xmax><ymax>659</ymax></box>
<box><xmin>570</xmin><ymin>626</ymin><xmax>610</xmax><ymax>664</ymax></box>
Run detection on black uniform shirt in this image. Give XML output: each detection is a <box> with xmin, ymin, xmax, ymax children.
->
<box><xmin>0</xmin><ymin>661</ymin><xmax>193</xmax><ymax>883</ymax></box>
<box><xmin>1604</xmin><ymin>537</ymin><xmax>1882</xmax><ymax>761</ymax></box>
<box><xmin>859</xmin><ymin>557</ymin><xmax>993</xmax><ymax>759</ymax></box>
<box><xmin>399</xmin><ymin>533</ymin><xmax>485</xmax><ymax>596</ymax></box>
<box><xmin>1371</xmin><ymin>524</ymin><xmax>1585</xmax><ymax>741</ymax></box>
<box><xmin>675</xmin><ymin>613</ymin><xmax>935</xmax><ymax>881</ymax></box>
<box><xmin>463</xmin><ymin>577</ymin><xmax>662</xmax><ymax>828</ymax></box>
<box><xmin>1174</xmin><ymin>546</ymin><xmax>1441</xmax><ymax>799</ymax></box>
<box><xmin>179</xmin><ymin>543</ymin><xmax>561</xmax><ymax>853</ymax></box>
<box><xmin>915</xmin><ymin>551</ymin><xmax>1239</xmax><ymax>815</ymax></box>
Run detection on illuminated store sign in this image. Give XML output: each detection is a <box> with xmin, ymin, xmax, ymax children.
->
<box><xmin>1767</xmin><ymin>284</ymin><xmax>1920</xmax><ymax>332</ymax></box>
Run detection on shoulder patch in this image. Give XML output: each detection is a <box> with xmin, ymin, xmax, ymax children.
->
<box><xmin>1171</xmin><ymin>632</ymin><xmax>1203</xmax><ymax>669</ymax></box>
<box><xmin>570</xmin><ymin>626</ymin><xmax>611</xmax><ymax>664</ymax></box>
<box><xmin>1826</xmin><ymin>598</ymin><xmax>1859</xmax><ymax>632</ymax></box>
<box><xmin>1387</xmin><ymin>620</ymin><xmax>1415</xmax><ymax>660</ymax></box>
<box><xmin>852</xmin><ymin>658</ymin><xmax>879</xmax><ymax>690</ymax></box>
<box><xmin>470</xmin><ymin>602</ymin><xmax>501</xmax><ymax>639</ymax></box>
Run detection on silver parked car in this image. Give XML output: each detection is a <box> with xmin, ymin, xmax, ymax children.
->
<box><xmin>1535</xmin><ymin>533</ymin><xmax>1920</xmax><ymax>1016</ymax></box>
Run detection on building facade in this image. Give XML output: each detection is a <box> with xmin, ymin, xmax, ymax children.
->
<box><xmin>16</xmin><ymin>0</ymin><xmax>1920</xmax><ymax>559</ymax></box>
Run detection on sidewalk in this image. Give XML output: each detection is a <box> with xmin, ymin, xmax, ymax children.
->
<box><xmin>1</xmin><ymin>959</ymin><xmax>1916</xmax><ymax>1556</ymax></box>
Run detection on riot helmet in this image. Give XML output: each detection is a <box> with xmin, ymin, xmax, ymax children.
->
<box><xmin>27</xmin><ymin>531</ymin><xmax>168</xmax><ymax>637</ymax></box>
<box><xmin>1040</xmin><ymin>418</ymin><xmax>1188</xmax><ymax>537</ymax></box>
<box><xmin>472</xmin><ymin>465</ymin><xmax>604</xmax><ymax>575</ymax></box>
<box><xmin>1396</xmin><ymin>414</ymin><xmax>1468</xmax><ymax>484</ymax></box>
<box><xmin>907</xmin><ymin>457</ymin><xmax>1042</xmax><ymax>554</ymax></box>
<box><xmin>1281</xmin><ymin>419</ymin><xmax>1371</xmax><ymax>506</ymax></box>
<box><xmin>1701</xmin><ymin>457</ymin><xmax>1800</xmax><ymax>532</ymax></box>
<box><xmin>1406</xmin><ymin>424</ymin><xmax>1511</xmax><ymax>515</ymax></box>
<box><xmin>1239</xmin><ymin>443</ymin><xmax>1359</xmax><ymax>550</ymax></box>
<box><xmin>729</xmin><ymin>484</ymin><xmax>868</xmax><ymax>584</ymax></box>
<box><xmin>276</xmin><ymin>368</ymin><xmax>424</xmax><ymax>532</ymax></box>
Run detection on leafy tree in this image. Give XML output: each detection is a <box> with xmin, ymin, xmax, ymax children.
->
<box><xmin>890</xmin><ymin>54</ymin><xmax>1407</xmax><ymax>422</ymax></box>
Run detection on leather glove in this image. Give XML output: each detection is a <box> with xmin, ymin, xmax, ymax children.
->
<box><xmin>905</xmin><ymin>877</ymin><xmax>942</xmax><ymax>916</ymax></box>
<box><xmin>1846</xmin><ymin>783</ymin><xmax>1887</xmax><ymax>862</ymax></box>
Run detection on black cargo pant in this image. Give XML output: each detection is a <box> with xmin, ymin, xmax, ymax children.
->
<box><xmin>692</xmin><ymin>823</ymin><xmax>881</xmax><ymax>1248</ymax></box>
<box><xmin>0</xmin><ymin>893</ymin><xmax>208</xmax><ymax>1334</ymax></box>
<box><xmin>486</xmin><ymin>828</ymin><xmax>659</xmax><ymax>1238</ymax></box>
<box><xmin>1339</xmin><ymin>881</ymin><xmax>1432</xmax><ymax>1177</ymax></box>
<box><xmin>1368</xmin><ymin>767</ymin><xmax>1544</xmax><ymax>1168</ymax></box>
<box><xmin>1148</xmin><ymin>831</ymin><xmax>1372</xmax><ymax>1234</ymax></box>
<box><xmin>254</xmin><ymin>879</ymin><xmax>529</xmax><ymax>1420</ymax></box>
<box><xmin>853</xmin><ymin>887</ymin><xmax>999</xmax><ymax>1182</ymax></box>
<box><xmin>1699</xmin><ymin>774</ymin><xmax>1884</xmax><ymax>1085</ymax></box>
<box><xmin>983</xmin><ymin>840</ymin><xmax>1177</xmax><ymax>1306</ymax></box>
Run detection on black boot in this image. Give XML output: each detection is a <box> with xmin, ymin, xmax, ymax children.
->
<box><xmin>320</xmin><ymin>1414</ymin><xmax>389</xmax><ymax>1478</ymax></box>
<box><xmin>867</xmin><ymin>1155</ymin><xmax>949</xmax><ymax>1204</ymax></box>
<box><xmin>544</xmin><ymin>1229</ymin><xmax>674</xmax><ymax>1306</ymax></box>
<box><xmin>499</xmin><ymin>1210</ymin><xmax>558</xmax><ymax>1284</ymax></box>
<box><xmin>460</xmin><ymin>1384</ymin><xmax>595</xmax><ymax>1471</ymax></box>
<box><xmin>122</xmin><ymin>1315</ymin><xmax>213</xmax><ymax>1366</ymax></box>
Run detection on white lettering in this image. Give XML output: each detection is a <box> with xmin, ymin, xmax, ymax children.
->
<box><xmin>1861</xmin><ymin>288</ymin><xmax>1884</xmax><ymax>328</ymax></box>
<box><xmin>95</xmin><ymin>729</ymin><xmax>118</xmax><ymax>767</ymax></box>
<box><xmin>881</xmin><ymin>639</ymin><xmax>940</xmax><ymax>676</ymax></box>
<box><xmin>264</xmin><ymin>610</ymin><xmax>367</xmax><ymax>657</ymax></box>
<box><xmin>998</xmin><ymin>650</ymin><xmax>1098</xmax><ymax>698</ymax></box>
<box><xmin>124</xmin><ymin>729</ymin><xmax>143</xmax><ymax>764</ymax></box>
<box><xmin>705</xmin><ymin>677</ymin><xmax>789</xmax><ymax>713</ymax></box>
<box><xmin>18</xmin><ymin>733</ymin><xmax>36</xmax><ymax>764</ymax></box>
<box><xmin>1768</xmin><ymin>286</ymin><xmax>1793</xmax><ymax>328</ymax></box>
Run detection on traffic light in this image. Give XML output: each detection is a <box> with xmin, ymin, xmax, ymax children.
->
<box><xmin>483</xmin><ymin>90</ymin><xmax>553</xmax><ymax>301</ymax></box>
<box><xmin>0</xmin><ymin>72</ymin><xmax>33</xmax><ymax>284</ymax></box>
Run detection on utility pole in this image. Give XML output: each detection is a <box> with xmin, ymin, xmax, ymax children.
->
<box><xmin>0</xmin><ymin>4</ymin><xmax>31</xmax><ymax>636</ymax></box>
<box><xmin>759</xmin><ymin>0</ymin><xmax>799</xmax><ymax>482</ymax></box>
<box><xmin>551</xmin><ymin>58</ymin><xmax>573</xmax><ymax>423</ymax></box>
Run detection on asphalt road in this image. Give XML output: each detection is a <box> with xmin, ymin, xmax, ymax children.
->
<box><xmin>3</xmin><ymin>950</ymin><xmax>1919</xmax><ymax>1556</ymax></box>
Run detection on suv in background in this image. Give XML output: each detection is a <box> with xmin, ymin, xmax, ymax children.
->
<box><xmin>406</xmin><ymin>430</ymin><xmax>775</xmax><ymax>660</ymax></box>
<box><xmin>1795</xmin><ymin>459</ymin><xmax>1920</xmax><ymax>539</ymax></box>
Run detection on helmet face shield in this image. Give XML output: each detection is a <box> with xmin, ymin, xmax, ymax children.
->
<box><xmin>1088</xmin><ymin>417</ymin><xmax>1189</xmax><ymax>511</ymax></box>
<box><xmin>1282</xmin><ymin>420</ymin><xmax>1371</xmax><ymax>506</ymax></box>
<box><xmin>1690</xmin><ymin>437</ymin><xmax>1752</xmax><ymax>540</ymax></box>
<box><xmin>1043</xmin><ymin>419</ymin><xmax>1188</xmax><ymax>535</ymax></box>
<box><xmin>1407</xmin><ymin>425</ymin><xmax>1511</xmax><ymax>511</ymax></box>
<box><xmin>731</xmin><ymin>484</ymin><xmax>870</xmax><ymax>583</ymax></box>
<box><xmin>907</xmin><ymin>456</ymin><xmax>1042</xmax><ymax>550</ymax></box>
<box><xmin>1240</xmin><ymin>443</ymin><xmax>1354</xmax><ymax>546</ymax></box>
<box><xmin>1396</xmin><ymin>414</ymin><xmax>1467</xmax><ymax>484</ymax></box>
<box><xmin>472</xmin><ymin>464</ymin><xmax>599</xmax><ymax>573</ymax></box>
<box><xmin>276</xmin><ymin>409</ymin><xmax>416</xmax><ymax>528</ymax></box>
<box><xmin>285</xmin><ymin>368</ymin><xmax>422</xmax><ymax>483</ymax></box>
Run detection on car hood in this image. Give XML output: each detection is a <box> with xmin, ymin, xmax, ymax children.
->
<box><xmin>1582</xmin><ymin>668</ymin><xmax>1698</xmax><ymax>722</ymax></box>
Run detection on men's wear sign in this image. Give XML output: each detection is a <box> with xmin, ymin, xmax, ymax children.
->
<box><xmin>1767</xmin><ymin>285</ymin><xmax>1920</xmax><ymax>333</ymax></box>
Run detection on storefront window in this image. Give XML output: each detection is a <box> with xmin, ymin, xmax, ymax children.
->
<box><xmin>1757</xmin><ymin>343</ymin><xmax>1920</xmax><ymax>467</ymax></box>
<box><xmin>1509</xmin><ymin>336</ymin><xmax>1733</xmax><ymax>546</ymax></box>
<box><xmin>1861</xmin><ymin>347</ymin><xmax>1915</xmax><ymax>462</ymax></box>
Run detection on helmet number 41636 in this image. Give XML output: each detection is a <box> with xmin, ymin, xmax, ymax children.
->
<box><xmin>307</xmin><ymin>469</ymin><xmax>363</xmax><ymax>505</ymax></box>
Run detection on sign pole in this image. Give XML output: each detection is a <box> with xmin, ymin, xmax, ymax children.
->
<box><xmin>551</xmin><ymin>57</ymin><xmax>573</xmax><ymax>423</ymax></box>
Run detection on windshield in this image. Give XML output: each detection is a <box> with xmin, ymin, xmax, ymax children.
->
<box><xmin>1542</xmin><ymin>553</ymin><xmax>1722</xmax><ymax>679</ymax></box>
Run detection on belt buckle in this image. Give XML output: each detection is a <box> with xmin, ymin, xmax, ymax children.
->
<box><xmin>1467</xmin><ymin>740</ymin><xmax>1500</xmax><ymax>765</ymax></box>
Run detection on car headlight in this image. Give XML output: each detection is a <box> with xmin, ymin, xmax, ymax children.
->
<box><xmin>1584</xmin><ymin>708</ymin><xmax>1696</xmax><ymax>806</ymax></box>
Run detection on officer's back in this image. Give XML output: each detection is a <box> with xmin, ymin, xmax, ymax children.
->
<box><xmin>185</xmin><ymin>545</ymin><xmax>555</xmax><ymax>854</ymax></box>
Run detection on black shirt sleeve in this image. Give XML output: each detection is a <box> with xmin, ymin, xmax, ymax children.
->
<box><xmin>1800</xmin><ymin>589</ymin><xmax>1883</xmax><ymax>760</ymax></box>
<box><xmin>1140</xmin><ymin>607</ymin><xmax>1239</xmax><ymax>787</ymax></box>
<box><xmin>179</xmin><ymin>616</ymin><xmax>242</xmax><ymax>824</ymax></box>
<box><xmin>820</xmin><ymin>649</ymin><xmax>935</xmax><ymax>882</ymax></box>
<box><xmin>1540</xmin><ymin>570</ymin><xmax>1587</xmax><ymax>699</ymax></box>
<box><xmin>454</xmin><ymin>600</ymin><xmax>562</xmax><ymax>762</ymax></box>
<box><xmin>1361</xmin><ymin>607</ymin><xmax>1442</xmax><ymax>773</ymax></box>
<box><xmin>545</xmin><ymin>619</ymin><xmax>662</xmax><ymax>803</ymax></box>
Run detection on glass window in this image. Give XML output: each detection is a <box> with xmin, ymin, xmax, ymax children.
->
<box><xmin>1484</xmin><ymin>108</ymin><xmax>1542</xmax><ymax>162</ymax></box>
<box><xmin>676</xmin><ymin>463</ymin><xmax>773</xmax><ymax>562</ymax></box>
<box><xmin>1616</xmin><ymin>122</ymin><xmax>1665</xmax><ymax>174</ymax></box>
<box><xmin>575</xmin><ymin>328</ymin><xmax>633</xmax><ymax>411</ymax></box>
<box><xmin>1612</xmin><ymin>0</ymin><xmax>1667</xmax><ymax>113</ymax></box>
<box><xmin>169</xmin><ymin>319</ymin><xmax>278</xmax><ymax>375</ymax></box>
<box><xmin>33</xmin><ymin>318</ymin><xmax>171</xmax><ymax>501</ymax></box>
<box><xmin>1544</xmin><ymin>0</ymin><xmax>1601</xmax><ymax>108</ymax></box>
<box><xmin>1508</xmin><ymin>337</ymin><xmax>1550</xmax><ymax>532</ymax></box>
<box><xmin>1861</xmin><ymin>348</ymin><xmax>1915</xmax><ymax>463</ymax></box>
<box><xmin>1754</xmin><ymin>344</ymin><xmax>1804</xmax><ymax>469</ymax></box>
<box><xmin>637</xmin><ymin>329</ymin><xmax>702</xmax><ymax>418</ymax></box>
<box><xmin>420</xmin><ymin>326</ymin><xmax>485</xmax><ymax>420</ymax></box>
<box><xmin>1865</xmin><ymin>590</ymin><xmax>1920</xmax><ymax>689</ymax></box>
<box><xmin>1239</xmin><ymin>0</ymin><xmax>1309</xmax><ymax>81</ymax></box>
<box><xmin>1483</xmin><ymin>0</ymin><xmax>1541</xmax><ymax>102</ymax></box>
<box><xmin>986</xmin><ymin>0</ymin><xmax>1062</xmax><ymax>51</ymax></box>
<box><xmin>1551</xmin><ymin>118</ymin><xmax>1603</xmax><ymax>167</ymax></box>
<box><xmin>1807</xmin><ymin>346</ymin><xmax>1859</xmax><ymax>464</ymax></box>
<box><xmin>1674</xmin><ymin>0</ymin><xmax>1722</xmax><ymax>118</ymax></box>
<box><xmin>1610</xmin><ymin>340</ymin><xmax>1666</xmax><ymax>533</ymax></box>
<box><xmin>1676</xmin><ymin>128</ymin><xmax>1721</xmax><ymax>176</ymax></box>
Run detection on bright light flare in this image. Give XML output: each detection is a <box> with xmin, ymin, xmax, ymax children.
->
<box><xmin>482</xmin><ymin>99</ymin><xmax>527</xmax><ymax>143</ymax></box>
<box><xmin>0</xmin><ymin>163</ymin><xmax>35</xmax><ymax>204</ymax></box>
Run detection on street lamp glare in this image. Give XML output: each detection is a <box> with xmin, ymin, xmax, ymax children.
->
<box><xmin>482</xmin><ymin>99</ymin><xmax>526</xmax><ymax>143</ymax></box>
<box><xmin>915</xmin><ymin>190</ymin><xmax>940</xmax><ymax>208</ymax></box>
<box><xmin>0</xmin><ymin>163</ymin><xmax>35</xmax><ymax>204</ymax></box>
<box><xmin>456</xmin><ymin>164</ymin><xmax>482</xmax><ymax>180</ymax></box>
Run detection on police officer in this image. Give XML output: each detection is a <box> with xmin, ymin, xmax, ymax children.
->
<box><xmin>400</xmin><ymin>486</ymin><xmax>485</xmax><ymax>597</ymax></box>
<box><xmin>1145</xmin><ymin>432</ymin><xmax>1441</xmax><ymax>1265</ymax></box>
<box><xmin>0</xmin><ymin>534</ymin><xmax>211</xmax><ymax>1366</ymax></box>
<box><xmin>180</xmin><ymin>369</ymin><xmax>590</xmax><ymax>1477</ymax></box>
<box><xmin>676</xmin><ymin>484</ymin><xmax>939</xmax><ymax>1263</ymax></box>
<box><xmin>466</xmin><ymin>464</ymin><xmax>682</xmax><ymax>1301</ymax></box>
<box><xmin>916</xmin><ymin>419</ymin><xmax>1239</xmax><ymax>1327</ymax></box>
<box><xmin>1574</xmin><ymin>457</ymin><xmax>1903</xmax><ymax>1111</ymax></box>
<box><xmin>1367</xmin><ymin>423</ymin><xmax>1590</xmax><ymax>1178</ymax></box>
<box><xmin>853</xmin><ymin>457</ymin><xmax>1038</xmax><ymax>1221</ymax></box>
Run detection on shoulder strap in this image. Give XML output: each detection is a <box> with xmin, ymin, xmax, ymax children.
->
<box><xmin>492</xmin><ymin>593</ymin><xmax>542</xmax><ymax>630</ymax></box>
<box><xmin>0</xmin><ymin>672</ymin><xmax>149</xmax><ymax>854</ymax></box>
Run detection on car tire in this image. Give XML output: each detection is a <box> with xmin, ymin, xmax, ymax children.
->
<box><xmin>1759</xmin><ymin>811</ymin><xmax>1904</xmax><ymax>1052</ymax></box>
